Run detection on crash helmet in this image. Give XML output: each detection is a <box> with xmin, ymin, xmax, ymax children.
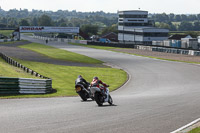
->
<box><xmin>78</xmin><ymin>75</ymin><xmax>82</xmax><ymax>78</ymax></box>
<box><xmin>93</xmin><ymin>76</ymin><xmax>98</xmax><ymax>80</ymax></box>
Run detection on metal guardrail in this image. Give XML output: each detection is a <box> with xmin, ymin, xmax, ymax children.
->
<box><xmin>136</xmin><ymin>45</ymin><xmax>200</xmax><ymax>56</ymax></box>
<box><xmin>0</xmin><ymin>77</ymin><xmax>52</xmax><ymax>94</ymax></box>
<box><xmin>0</xmin><ymin>53</ymin><xmax>53</xmax><ymax>94</ymax></box>
<box><xmin>0</xmin><ymin>53</ymin><xmax>50</xmax><ymax>79</ymax></box>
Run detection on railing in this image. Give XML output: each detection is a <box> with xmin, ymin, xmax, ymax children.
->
<box><xmin>0</xmin><ymin>53</ymin><xmax>53</xmax><ymax>94</ymax></box>
<box><xmin>135</xmin><ymin>45</ymin><xmax>200</xmax><ymax>56</ymax></box>
<box><xmin>0</xmin><ymin>53</ymin><xmax>50</xmax><ymax>79</ymax></box>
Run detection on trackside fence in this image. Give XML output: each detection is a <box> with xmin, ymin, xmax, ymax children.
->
<box><xmin>0</xmin><ymin>52</ymin><xmax>53</xmax><ymax>94</ymax></box>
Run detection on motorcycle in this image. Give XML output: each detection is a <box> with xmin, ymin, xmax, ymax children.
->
<box><xmin>90</xmin><ymin>85</ymin><xmax>113</xmax><ymax>106</ymax></box>
<box><xmin>75</xmin><ymin>80</ymin><xmax>94</xmax><ymax>101</ymax></box>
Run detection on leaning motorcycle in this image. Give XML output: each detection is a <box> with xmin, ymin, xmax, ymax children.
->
<box><xmin>75</xmin><ymin>82</ymin><xmax>94</xmax><ymax>101</ymax></box>
<box><xmin>90</xmin><ymin>85</ymin><xmax>113</xmax><ymax>106</ymax></box>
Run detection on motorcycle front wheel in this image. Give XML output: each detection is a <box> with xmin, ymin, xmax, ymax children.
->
<box><xmin>108</xmin><ymin>95</ymin><xmax>113</xmax><ymax>105</ymax></box>
<box><xmin>94</xmin><ymin>93</ymin><xmax>103</xmax><ymax>106</ymax></box>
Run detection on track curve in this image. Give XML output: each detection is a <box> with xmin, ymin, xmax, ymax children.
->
<box><xmin>1</xmin><ymin>35</ymin><xmax>200</xmax><ymax>133</ymax></box>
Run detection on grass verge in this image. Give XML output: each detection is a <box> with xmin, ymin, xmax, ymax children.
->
<box><xmin>19</xmin><ymin>43</ymin><xmax>103</xmax><ymax>64</ymax></box>
<box><xmin>0</xmin><ymin>30</ymin><xmax>13</xmax><ymax>37</ymax></box>
<box><xmin>0</xmin><ymin>58</ymin><xmax>40</xmax><ymax>79</ymax></box>
<box><xmin>0</xmin><ymin>40</ymin><xmax>26</xmax><ymax>45</ymax></box>
<box><xmin>1</xmin><ymin>59</ymin><xmax>127</xmax><ymax>98</ymax></box>
<box><xmin>70</xmin><ymin>42</ymin><xmax>117</xmax><ymax>50</ymax></box>
<box><xmin>189</xmin><ymin>127</ymin><xmax>200</xmax><ymax>133</ymax></box>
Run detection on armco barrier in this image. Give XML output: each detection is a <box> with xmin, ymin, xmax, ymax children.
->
<box><xmin>0</xmin><ymin>77</ymin><xmax>52</xmax><ymax>94</ymax></box>
<box><xmin>136</xmin><ymin>45</ymin><xmax>200</xmax><ymax>56</ymax></box>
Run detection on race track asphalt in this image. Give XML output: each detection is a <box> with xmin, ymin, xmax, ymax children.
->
<box><xmin>1</xmin><ymin>35</ymin><xmax>200</xmax><ymax>133</ymax></box>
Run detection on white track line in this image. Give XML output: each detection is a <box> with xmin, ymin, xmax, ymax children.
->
<box><xmin>170</xmin><ymin>118</ymin><xmax>200</xmax><ymax>133</ymax></box>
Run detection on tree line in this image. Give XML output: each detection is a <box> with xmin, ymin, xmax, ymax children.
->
<box><xmin>150</xmin><ymin>13</ymin><xmax>200</xmax><ymax>31</ymax></box>
<box><xmin>0</xmin><ymin>8</ymin><xmax>200</xmax><ymax>35</ymax></box>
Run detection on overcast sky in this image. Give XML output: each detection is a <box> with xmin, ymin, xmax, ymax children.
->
<box><xmin>0</xmin><ymin>0</ymin><xmax>199</xmax><ymax>14</ymax></box>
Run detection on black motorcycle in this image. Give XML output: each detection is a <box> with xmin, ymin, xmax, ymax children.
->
<box><xmin>75</xmin><ymin>80</ymin><xmax>94</xmax><ymax>101</ymax></box>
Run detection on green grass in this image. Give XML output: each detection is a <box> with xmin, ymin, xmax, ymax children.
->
<box><xmin>22</xmin><ymin>33</ymin><xmax>34</xmax><ymax>36</ymax></box>
<box><xmin>19</xmin><ymin>43</ymin><xmax>103</xmax><ymax>64</ymax></box>
<box><xmin>1</xmin><ymin>59</ymin><xmax>127</xmax><ymax>98</ymax></box>
<box><xmin>70</xmin><ymin>42</ymin><xmax>118</xmax><ymax>50</ymax></box>
<box><xmin>189</xmin><ymin>127</ymin><xmax>200</xmax><ymax>133</ymax></box>
<box><xmin>0</xmin><ymin>40</ymin><xmax>25</xmax><ymax>45</ymax></box>
<box><xmin>0</xmin><ymin>30</ymin><xmax>13</xmax><ymax>37</ymax></box>
<box><xmin>0</xmin><ymin>58</ymin><xmax>40</xmax><ymax>79</ymax></box>
<box><xmin>0</xmin><ymin>42</ymin><xmax>127</xmax><ymax>98</ymax></box>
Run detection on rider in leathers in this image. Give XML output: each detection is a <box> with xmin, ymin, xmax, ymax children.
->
<box><xmin>90</xmin><ymin>77</ymin><xmax>108</xmax><ymax>95</ymax></box>
<box><xmin>75</xmin><ymin>75</ymin><xmax>89</xmax><ymax>89</ymax></box>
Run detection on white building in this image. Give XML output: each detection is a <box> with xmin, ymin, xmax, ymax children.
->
<box><xmin>118</xmin><ymin>10</ymin><xmax>169</xmax><ymax>44</ymax></box>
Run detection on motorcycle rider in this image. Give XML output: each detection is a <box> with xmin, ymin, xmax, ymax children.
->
<box><xmin>75</xmin><ymin>75</ymin><xmax>89</xmax><ymax>89</ymax></box>
<box><xmin>90</xmin><ymin>76</ymin><xmax>108</xmax><ymax>96</ymax></box>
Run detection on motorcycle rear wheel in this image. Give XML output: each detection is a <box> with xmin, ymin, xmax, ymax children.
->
<box><xmin>79</xmin><ymin>92</ymin><xmax>87</xmax><ymax>101</ymax></box>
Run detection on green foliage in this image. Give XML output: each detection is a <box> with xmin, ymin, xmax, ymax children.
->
<box><xmin>151</xmin><ymin>13</ymin><xmax>200</xmax><ymax>31</ymax></box>
<box><xmin>0</xmin><ymin>30</ymin><xmax>13</xmax><ymax>37</ymax></box>
<box><xmin>81</xmin><ymin>24</ymin><xmax>99</xmax><ymax>36</ymax></box>
<box><xmin>188</xmin><ymin>127</ymin><xmax>200</xmax><ymax>133</ymax></box>
<box><xmin>1</xmin><ymin>8</ymin><xmax>200</xmax><ymax>31</ymax></box>
<box><xmin>0</xmin><ymin>58</ymin><xmax>39</xmax><ymax>78</ymax></box>
<box><xmin>155</xmin><ymin>22</ymin><xmax>170</xmax><ymax>29</ymax></box>
<box><xmin>4</xmin><ymin>59</ymin><xmax>127</xmax><ymax>98</ymax></box>
<box><xmin>70</xmin><ymin>42</ymin><xmax>117</xmax><ymax>50</ymax></box>
<box><xmin>178</xmin><ymin>21</ymin><xmax>193</xmax><ymax>31</ymax></box>
<box><xmin>19</xmin><ymin>19</ymin><xmax>30</xmax><ymax>26</ymax></box>
<box><xmin>38</xmin><ymin>14</ymin><xmax>53</xmax><ymax>26</ymax></box>
<box><xmin>0</xmin><ymin>9</ymin><xmax>117</xmax><ymax>28</ymax></box>
<box><xmin>101</xmin><ymin>24</ymin><xmax>118</xmax><ymax>35</ymax></box>
<box><xmin>185</xmin><ymin>31</ymin><xmax>200</xmax><ymax>38</ymax></box>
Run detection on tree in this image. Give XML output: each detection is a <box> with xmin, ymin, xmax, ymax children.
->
<box><xmin>186</xmin><ymin>31</ymin><xmax>200</xmax><ymax>38</ymax></box>
<box><xmin>197</xmin><ymin>14</ymin><xmax>200</xmax><ymax>20</ymax></box>
<box><xmin>169</xmin><ymin>13</ymin><xmax>175</xmax><ymax>21</ymax></box>
<box><xmin>188</xmin><ymin>15</ymin><xmax>197</xmax><ymax>21</ymax></box>
<box><xmin>81</xmin><ymin>24</ymin><xmax>99</xmax><ymax>36</ymax></box>
<box><xmin>193</xmin><ymin>22</ymin><xmax>200</xmax><ymax>31</ymax></box>
<box><xmin>175</xmin><ymin>15</ymin><xmax>182</xmax><ymax>21</ymax></box>
<box><xmin>38</xmin><ymin>14</ymin><xmax>53</xmax><ymax>26</ymax></box>
<box><xmin>19</xmin><ymin>19</ymin><xmax>30</xmax><ymax>26</ymax></box>
<box><xmin>101</xmin><ymin>24</ymin><xmax>118</xmax><ymax>35</ymax></box>
<box><xmin>181</xmin><ymin>15</ymin><xmax>187</xmax><ymax>21</ymax></box>
<box><xmin>167</xmin><ymin>22</ymin><xmax>177</xmax><ymax>31</ymax></box>
<box><xmin>31</xmin><ymin>17</ymin><xmax>38</xmax><ymax>26</ymax></box>
<box><xmin>155</xmin><ymin>22</ymin><xmax>170</xmax><ymax>29</ymax></box>
<box><xmin>178</xmin><ymin>21</ymin><xmax>193</xmax><ymax>31</ymax></box>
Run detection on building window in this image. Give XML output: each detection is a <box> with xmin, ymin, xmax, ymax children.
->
<box><xmin>118</xmin><ymin>23</ymin><xmax>148</xmax><ymax>26</ymax></box>
<box><xmin>119</xmin><ymin>15</ymin><xmax>148</xmax><ymax>18</ymax></box>
<box><xmin>118</xmin><ymin>30</ymin><xmax>168</xmax><ymax>37</ymax></box>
